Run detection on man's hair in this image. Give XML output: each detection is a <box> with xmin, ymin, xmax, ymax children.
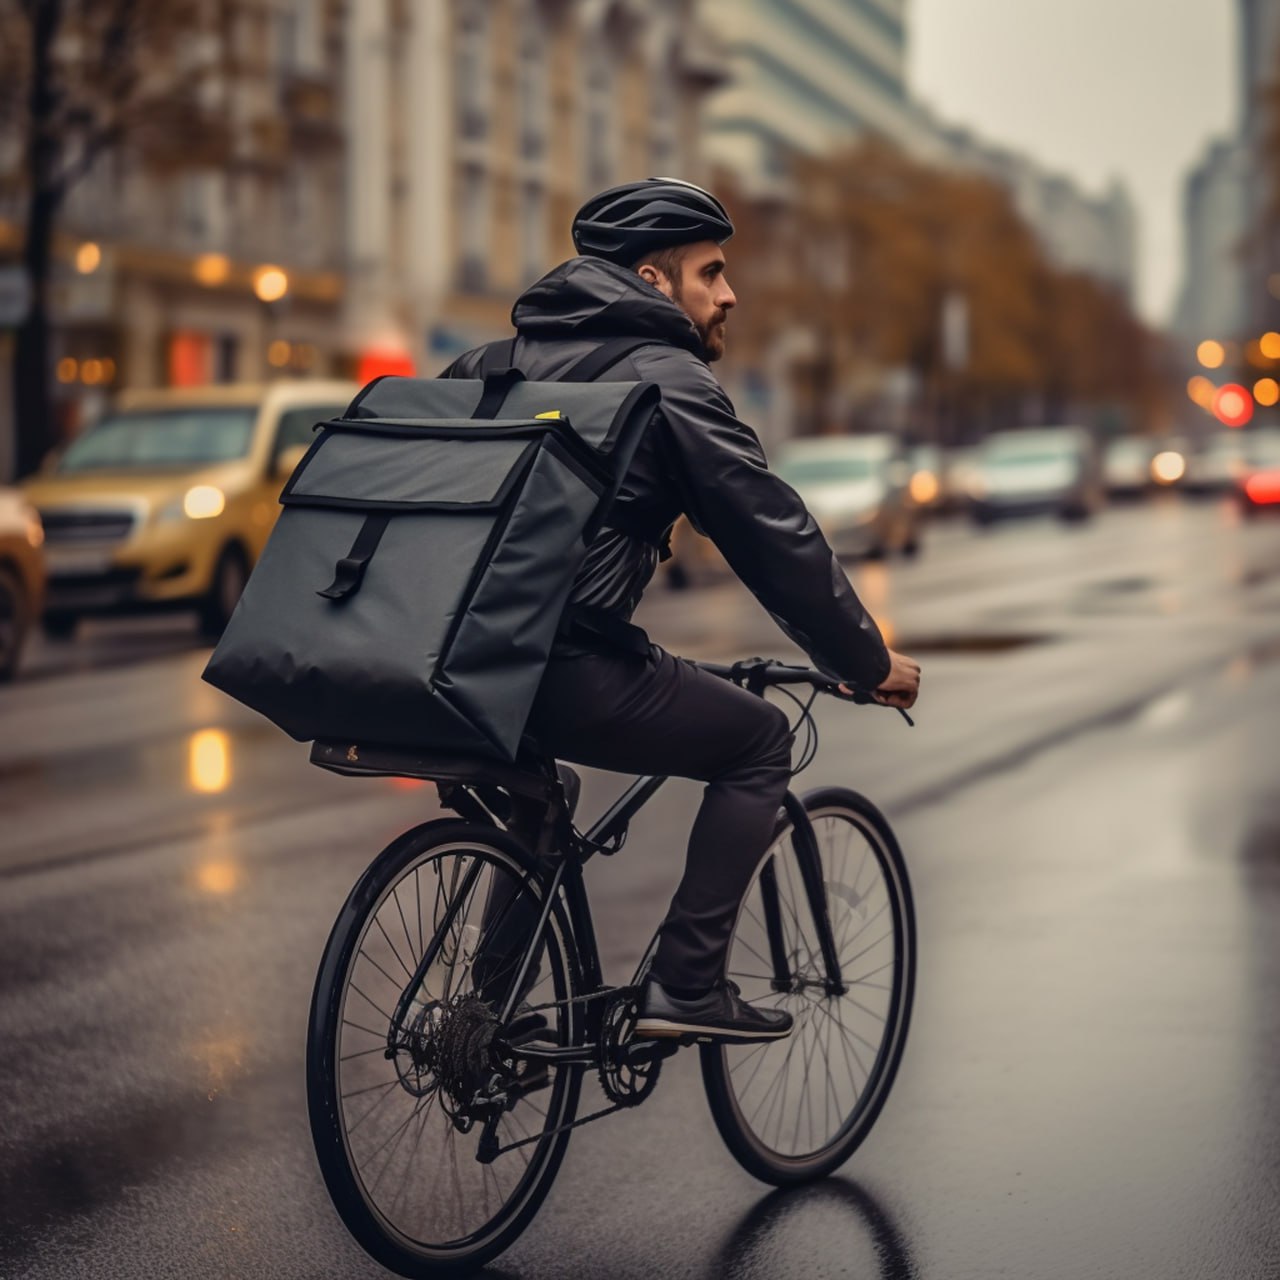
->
<box><xmin>631</xmin><ymin>243</ymin><xmax>691</xmax><ymax>296</ymax></box>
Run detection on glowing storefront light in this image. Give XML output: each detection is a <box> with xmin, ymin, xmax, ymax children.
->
<box><xmin>194</xmin><ymin>253</ymin><xmax>231</xmax><ymax>287</ymax></box>
<box><xmin>1186</xmin><ymin>375</ymin><xmax>1215</xmax><ymax>409</ymax></box>
<box><xmin>75</xmin><ymin>241</ymin><xmax>101</xmax><ymax>274</ymax></box>
<box><xmin>1196</xmin><ymin>340</ymin><xmax>1225</xmax><ymax>369</ymax></box>
<box><xmin>189</xmin><ymin>728</ymin><xmax>231</xmax><ymax>793</ymax></box>
<box><xmin>253</xmin><ymin>266</ymin><xmax>289</xmax><ymax>303</ymax></box>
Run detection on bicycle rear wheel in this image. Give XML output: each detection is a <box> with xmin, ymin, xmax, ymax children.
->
<box><xmin>307</xmin><ymin>819</ymin><xmax>581</xmax><ymax>1277</ymax></box>
<box><xmin>701</xmin><ymin>786</ymin><xmax>915</xmax><ymax>1184</ymax></box>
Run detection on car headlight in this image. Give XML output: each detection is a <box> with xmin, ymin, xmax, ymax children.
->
<box><xmin>156</xmin><ymin>485</ymin><xmax>227</xmax><ymax>522</ymax></box>
<box><xmin>22</xmin><ymin>504</ymin><xmax>44</xmax><ymax>549</ymax></box>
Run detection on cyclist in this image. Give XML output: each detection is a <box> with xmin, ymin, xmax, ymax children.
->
<box><xmin>443</xmin><ymin>178</ymin><xmax>921</xmax><ymax>1044</ymax></box>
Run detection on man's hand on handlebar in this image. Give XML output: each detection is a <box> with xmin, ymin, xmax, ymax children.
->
<box><xmin>839</xmin><ymin>649</ymin><xmax>921</xmax><ymax>710</ymax></box>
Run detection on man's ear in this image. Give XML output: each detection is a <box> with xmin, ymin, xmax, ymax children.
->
<box><xmin>637</xmin><ymin>264</ymin><xmax>673</xmax><ymax>299</ymax></box>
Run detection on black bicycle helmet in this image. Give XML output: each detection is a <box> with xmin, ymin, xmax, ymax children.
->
<box><xmin>571</xmin><ymin>177</ymin><xmax>734</xmax><ymax>265</ymax></box>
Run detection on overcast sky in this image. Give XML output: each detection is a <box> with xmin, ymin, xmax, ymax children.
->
<box><xmin>907</xmin><ymin>0</ymin><xmax>1238</xmax><ymax>326</ymax></box>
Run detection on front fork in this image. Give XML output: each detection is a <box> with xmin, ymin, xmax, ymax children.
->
<box><xmin>762</xmin><ymin>793</ymin><xmax>847</xmax><ymax>997</ymax></box>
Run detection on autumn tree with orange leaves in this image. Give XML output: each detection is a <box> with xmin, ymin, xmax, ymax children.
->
<box><xmin>720</xmin><ymin>140</ymin><xmax>1166</xmax><ymax>443</ymax></box>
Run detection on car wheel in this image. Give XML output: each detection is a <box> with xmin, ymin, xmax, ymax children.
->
<box><xmin>41</xmin><ymin>610</ymin><xmax>78</xmax><ymax>640</ymax></box>
<box><xmin>901</xmin><ymin>519</ymin><xmax>922</xmax><ymax>557</ymax></box>
<box><xmin>0</xmin><ymin>566</ymin><xmax>31</xmax><ymax>682</ymax></box>
<box><xmin>199</xmin><ymin>545</ymin><xmax>249</xmax><ymax>639</ymax></box>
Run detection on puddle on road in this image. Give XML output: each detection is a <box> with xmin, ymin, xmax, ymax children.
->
<box><xmin>892</xmin><ymin>632</ymin><xmax>1052</xmax><ymax>655</ymax></box>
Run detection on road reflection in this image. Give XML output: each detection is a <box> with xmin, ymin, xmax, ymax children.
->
<box><xmin>708</xmin><ymin>1178</ymin><xmax>917</xmax><ymax>1279</ymax></box>
<box><xmin>188</xmin><ymin>728</ymin><xmax>232</xmax><ymax>794</ymax></box>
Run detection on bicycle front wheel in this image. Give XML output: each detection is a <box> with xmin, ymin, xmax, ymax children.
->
<box><xmin>701</xmin><ymin>786</ymin><xmax>916</xmax><ymax>1184</ymax></box>
<box><xmin>307</xmin><ymin>819</ymin><xmax>582</xmax><ymax>1277</ymax></box>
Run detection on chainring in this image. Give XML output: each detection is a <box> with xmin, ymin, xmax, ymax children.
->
<box><xmin>598</xmin><ymin>989</ymin><xmax>661</xmax><ymax>1106</ymax></box>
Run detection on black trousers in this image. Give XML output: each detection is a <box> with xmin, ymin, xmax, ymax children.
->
<box><xmin>522</xmin><ymin>645</ymin><xmax>795</xmax><ymax>991</ymax></box>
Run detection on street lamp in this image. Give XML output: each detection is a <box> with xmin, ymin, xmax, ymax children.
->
<box><xmin>252</xmin><ymin>266</ymin><xmax>289</xmax><ymax>304</ymax></box>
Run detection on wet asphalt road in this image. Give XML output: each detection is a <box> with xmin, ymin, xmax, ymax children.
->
<box><xmin>2</xmin><ymin>497</ymin><xmax>1279</xmax><ymax>1279</ymax></box>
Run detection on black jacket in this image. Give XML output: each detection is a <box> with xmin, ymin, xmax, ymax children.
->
<box><xmin>443</xmin><ymin>256</ymin><xmax>891</xmax><ymax>688</ymax></box>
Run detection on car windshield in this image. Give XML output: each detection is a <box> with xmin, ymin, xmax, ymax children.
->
<box><xmin>1107</xmin><ymin>439</ymin><xmax>1149</xmax><ymax>459</ymax></box>
<box><xmin>57</xmin><ymin>408</ymin><xmax>257</xmax><ymax>472</ymax></box>
<box><xmin>778</xmin><ymin>456</ymin><xmax>876</xmax><ymax>485</ymax></box>
<box><xmin>983</xmin><ymin>446</ymin><xmax>1076</xmax><ymax>468</ymax></box>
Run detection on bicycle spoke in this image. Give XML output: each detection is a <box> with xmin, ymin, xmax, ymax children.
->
<box><xmin>373</xmin><ymin>914</ymin><xmax>414</xmax><ymax>982</ymax></box>
<box><xmin>357</xmin><ymin>945</ymin><xmax>408</xmax><ymax>996</ymax></box>
<box><xmin>349</xmin><ymin>980</ymin><xmax>395</xmax><ymax>1024</ymax></box>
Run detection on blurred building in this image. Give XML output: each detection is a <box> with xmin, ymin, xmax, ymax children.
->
<box><xmin>1173</xmin><ymin>138</ymin><xmax>1250</xmax><ymax>345</ymax></box>
<box><xmin>698</xmin><ymin>0</ymin><xmax>940</xmax><ymax>194</ymax></box>
<box><xmin>378</xmin><ymin>0</ymin><xmax>726</xmax><ymax>371</ymax></box>
<box><xmin>937</xmin><ymin>125</ymin><xmax>1137</xmax><ymax>300</ymax></box>
<box><xmin>0</xmin><ymin>0</ymin><xmax>348</xmax><ymax>474</ymax></box>
<box><xmin>1175</xmin><ymin>0</ymin><xmax>1280</xmax><ymax>353</ymax></box>
<box><xmin>0</xmin><ymin>0</ymin><xmax>725</xmax><ymax>475</ymax></box>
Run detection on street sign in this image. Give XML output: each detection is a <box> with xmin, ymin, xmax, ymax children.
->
<box><xmin>0</xmin><ymin>266</ymin><xmax>31</xmax><ymax>327</ymax></box>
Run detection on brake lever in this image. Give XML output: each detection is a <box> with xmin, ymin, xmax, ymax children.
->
<box><xmin>840</xmin><ymin>686</ymin><xmax>915</xmax><ymax>727</ymax></box>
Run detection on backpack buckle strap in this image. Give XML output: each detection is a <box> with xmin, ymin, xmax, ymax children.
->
<box><xmin>317</xmin><ymin>513</ymin><xmax>391</xmax><ymax>601</ymax></box>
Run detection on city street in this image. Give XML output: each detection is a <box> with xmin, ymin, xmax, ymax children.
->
<box><xmin>1</xmin><ymin>497</ymin><xmax>1278</xmax><ymax>1279</ymax></box>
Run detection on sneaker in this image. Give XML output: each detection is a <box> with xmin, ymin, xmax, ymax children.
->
<box><xmin>634</xmin><ymin>978</ymin><xmax>793</xmax><ymax>1043</ymax></box>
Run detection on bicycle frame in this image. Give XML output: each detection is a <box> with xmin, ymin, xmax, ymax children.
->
<box><xmin>476</xmin><ymin>771</ymin><xmax>846</xmax><ymax>1046</ymax></box>
<box><xmin>386</xmin><ymin>737</ymin><xmax>852</xmax><ymax>1057</ymax></box>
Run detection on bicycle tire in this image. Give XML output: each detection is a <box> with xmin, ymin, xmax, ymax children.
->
<box><xmin>701</xmin><ymin>786</ymin><xmax>916</xmax><ymax>1185</ymax></box>
<box><xmin>307</xmin><ymin>818</ymin><xmax>582</xmax><ymax>1277</ymax></box>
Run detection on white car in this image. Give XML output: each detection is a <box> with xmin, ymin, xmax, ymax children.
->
<box><xmin>969</xmin><ymin>427</ymin><xmax>1105</xmax><ymax>524</ymax></box>
<box><xmin>775</xmin><ymin>435</ymin><xmax>923</xmax><ymax>558</ymax></box>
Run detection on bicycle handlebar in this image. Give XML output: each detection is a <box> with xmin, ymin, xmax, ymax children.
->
<box><xmin>693</xmin><ymin>658</ymin><xmax>915</xmax><ymax>726</ymax></box>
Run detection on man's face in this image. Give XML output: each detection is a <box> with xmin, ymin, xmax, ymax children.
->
<box><xmin>642</xmin><ymin>241</ymin><xmax>737</xmax><ymax>362</ymax></box>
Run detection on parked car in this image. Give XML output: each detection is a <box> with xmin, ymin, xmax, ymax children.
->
<box><xmin>775</xmin><ymin>434</ymin><xmax>922</xmax><ymax>558</ymax></box>
<box><xmin>968</xmin><ymin>426</ymin><xmax>1104</xmax><ymax>524</ymax></box>
<box><xmin>1104</xmin><ymin>436</ymin><xmax>1159</xmax><ymax>498</ymax></box>
<box><xmin>0</xmin><ymin>487</ymin><xmax>46</xmax><ymax>681</ymax></box>
<box><xmin>1185</xmin><ymin>430</ymin><xmax>1251</xmax><ymax>495</ymax></box>
<box><xmin>21</xmin><ymin>380</ymin><xmax>357</xmax><ymax>638</ymax></box>
<box><xmin>1236</xmin><ymin>427</ymin><xmax>1280</xmax><ymax>518</ymax></box>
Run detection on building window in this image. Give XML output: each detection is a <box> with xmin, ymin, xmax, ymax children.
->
<box><xmin>456</xmin><ymin>0</ymin><xmax>491</xmax><ymax>142</ymax></box>
<box><xmin>458</xmin><ymin>163</ymin><xmax>490</xmax><ymax>291</ymax></box>
<box><xmin>517</xmin><ymin>6</ymin><xmax>549</xmax><ymax>160</ymax></box>
<box><xmin>583</xmin><ymin>36</ymin><xmax>615</xmax><ymax>190</ymax></box>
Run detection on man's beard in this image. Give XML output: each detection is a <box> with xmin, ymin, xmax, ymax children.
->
<box><xmin>668</xmin><ymin>279</ymin><xmax>727</xmax><ymax>362</ymax></box>
<box><xmin>694</xmin><ymin>311</ymin><xmax>728</xmax><ymax>362</ymax></box>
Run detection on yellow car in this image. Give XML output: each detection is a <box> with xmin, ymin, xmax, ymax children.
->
<box><xmin>22</xmin><ymin>380</ymin><xmax>357</xmax><ymax>638</ymax></box>
<box><xmin>0</xmin><ymin>486</ymin><xmax>46</xmax><ymax>680</ymax></box>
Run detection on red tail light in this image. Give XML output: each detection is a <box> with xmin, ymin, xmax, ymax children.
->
<box><xmin>1244</xmin><ymin>473</ymin><xmax>1280</xmax><ymax>504</ymax></box>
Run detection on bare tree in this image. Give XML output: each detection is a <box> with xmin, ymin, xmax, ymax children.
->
<box><xmin>0</xmin><ymin>0</ymin><xmax>227</xmax><ymax>477</ymax></box>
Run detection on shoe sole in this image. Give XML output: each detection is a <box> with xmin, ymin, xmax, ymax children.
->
<box><xmin>634</xmin><ymin>1017</ymin><xmax>792</xmax><ymax>1044</ymax></box>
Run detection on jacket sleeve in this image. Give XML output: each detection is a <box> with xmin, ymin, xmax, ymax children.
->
<box><xmin>635</xmin><ymin>348</ymin><xmax>892</xmax><ymax>687</ymax></box>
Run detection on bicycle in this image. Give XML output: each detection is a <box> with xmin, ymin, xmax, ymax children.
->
<box><xmin>305</xmin><ymin>658</ymin><xmax>917</xmax><ymax>1278</ymax></box>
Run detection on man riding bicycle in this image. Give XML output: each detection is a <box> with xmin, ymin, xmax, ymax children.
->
<box><xmin>442</xmin><ymin>178</ymin><xmax>921</xmax><ymax>1045</ymax></box>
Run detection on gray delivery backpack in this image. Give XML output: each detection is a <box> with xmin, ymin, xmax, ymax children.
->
<box><xmin>202</xmin><ymin>338</ymin><xmax>661</xmax><ymax>762</ymax></box>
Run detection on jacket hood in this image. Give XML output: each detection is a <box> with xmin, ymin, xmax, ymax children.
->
<box><xmin>511</xmin><ymin>256</ymin><xmax>704</xmax><ymax>355</ymax></box>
